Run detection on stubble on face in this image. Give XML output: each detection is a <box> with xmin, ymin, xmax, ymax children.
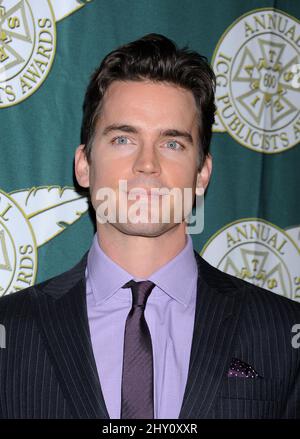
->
<box><xmin>88</xmin><ymin>80</ymin><xmax>201</xmax><ymax>240</ymax></box>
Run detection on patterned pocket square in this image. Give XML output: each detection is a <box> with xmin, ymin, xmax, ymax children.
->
<box><xmin>227</xmin><ymin>358</ymin><xmax>261</xmax><ymax>378</ymax></box>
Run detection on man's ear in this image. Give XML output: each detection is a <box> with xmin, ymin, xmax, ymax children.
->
<box><xmin>75</xmin><ymin>144</ymin><xmax>90</xmax><ymax>188</ymax></box>
<box><xmin>196</xmin><ymin>153</ymin><xmax>212</xmax><ymax>196</ymax></box>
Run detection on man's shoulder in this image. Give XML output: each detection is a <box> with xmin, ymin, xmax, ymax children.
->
<box><xmin>0</xmin><ymin>252</ymin><xmax>88</xmax><ymax>319</ymax></box>
<box><xmin>194</xmin><ymin>251</ymin><xmax>300</xmax><ymax>317</ymax></box>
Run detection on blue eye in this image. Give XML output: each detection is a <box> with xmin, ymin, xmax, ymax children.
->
<box><xmin>113</xmin><ymin>136</ymin><xmax>129</xmax><ymax>144</ymax></box>
<box><xmin>166</xmin><ymin>140</ymin><xmax>181</xmax><ymax>150</ymax></box>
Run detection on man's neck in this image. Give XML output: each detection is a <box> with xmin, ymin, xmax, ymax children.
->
<box><xmin>96</xmin><ymin>223</ymin><xmax>187</xmax><ymax>278</ymax></box>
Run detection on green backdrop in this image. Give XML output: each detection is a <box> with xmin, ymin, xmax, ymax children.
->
<box><xmin>0</xmin><ymin>0</ymin><xmax>299</xmax><ymax>301</ymax></box>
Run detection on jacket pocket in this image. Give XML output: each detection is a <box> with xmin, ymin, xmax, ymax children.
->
<box><xmin>219</xmin><ymin>376</ymin><xmax>283</xmax><ymax>402</ymax></box>
<box><xmin>211</xmin><ymin>377</ymin><xmax>284</xmax><ymax>418</ymax></box>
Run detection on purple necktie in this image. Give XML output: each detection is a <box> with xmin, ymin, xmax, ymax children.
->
<box><xmin>121</xmin><ymin>280</ymin><xmax>155</xmax><ymax>419</ymax></box>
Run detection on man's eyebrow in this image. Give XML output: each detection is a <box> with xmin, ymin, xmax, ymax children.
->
<box><xmin>102</xmin><ymin>124</ymin><xmax>194</xmax><ymax>144</ymax></box>
<box><xmin>160</xmin><ymin>129</ymin><xmax>194</xmax><ymax>145</ymax></box>
<box><xmin>102</xmin><ymin>124</ymin><xmax>138</xmax><ymax>136</ymax></box>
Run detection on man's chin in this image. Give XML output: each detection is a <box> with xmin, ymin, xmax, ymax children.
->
<box><xmin>106</xmin><ymin>221</ymin><xmax>181</xmax><ymax>238</ymax></box>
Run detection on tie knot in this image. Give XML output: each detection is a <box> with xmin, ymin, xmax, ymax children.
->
<box><xmin>122</xmin><ymin>280</ymin><xmax>155</xmax><ymax>307</ymax></box>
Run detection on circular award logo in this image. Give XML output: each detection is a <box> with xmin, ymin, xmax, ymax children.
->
<box><xmin>0</xmin><ymin>189</ymin><xmax>37</xmax><ymax>295</ymax></box>
<box><xmin>0</xmin><ymin>0</ymin><xmax>56</xmax><ymax>107</ymax></box>
<box><xmin>201</xmin><ymin>219</ymin><xmax>300</xmax><ymax>301</ymax></box>
<box><xmin>0</xmin><ymin>185</ymin><xmax>89</xmax><ymax>297</ymax></box>
<box><xmin>212</xmin><ymin>8</ymin><xmax>300</xmax><ymax>153</ymax></box>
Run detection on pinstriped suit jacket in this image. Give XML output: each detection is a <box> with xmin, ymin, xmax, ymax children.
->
<box><xmin>0</xmin><ymin>251</ymin><xmax>300</xmax><ymax>419</ymax></box>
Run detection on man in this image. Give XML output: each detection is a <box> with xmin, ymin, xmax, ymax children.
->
<box><xmin>0</xmin><ymin>34</ymin><xmax>299</xmax><ymax>419</ymax></box>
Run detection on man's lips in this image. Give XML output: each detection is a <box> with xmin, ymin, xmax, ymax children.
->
<box><xmin>124</xmin><ymin>188</ymin><xmax>169</xmax><ymax>196</ymax></box>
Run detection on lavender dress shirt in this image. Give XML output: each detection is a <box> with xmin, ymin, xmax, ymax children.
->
<box><xmin>85</xmin><ymin>233</ymin><xmax>198</xmax><ymax>419</ymax></box>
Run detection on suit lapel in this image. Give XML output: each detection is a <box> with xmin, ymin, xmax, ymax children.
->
<box><xmin>33</xmin><ymin>249</ymin><xmax>245</xmax><ymax>419</ymax></box>
<box><xmin>179</xmin><ymin>251</ymin><xmax>245</xmax><ymax>419</ymax></box>
<box><xmin>33</xmin><ymin>255</ymin><xmax>110</xmax><ymax>419</ymax></box>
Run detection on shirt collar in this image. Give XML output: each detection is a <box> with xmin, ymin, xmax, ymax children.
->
<box><xmin>87</xmin><ymin>232</ymin><xmax>198</xmax><ymax>307</ymax></box>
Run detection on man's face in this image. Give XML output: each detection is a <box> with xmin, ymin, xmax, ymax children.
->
<box><xmin>75</xmin><ymin>80</ymin><xmax>211</xmax><ymax>237</ymax></box>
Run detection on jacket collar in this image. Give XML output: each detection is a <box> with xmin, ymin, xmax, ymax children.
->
<box><xmin>34</xmin><ymin>253</ymin><xmax>109</xmax><ymax>419</ymax></box>
<box><xmin>178</xmin><ymin>251</ymin><xmax>244</xmax><ymax>418</ymax></box>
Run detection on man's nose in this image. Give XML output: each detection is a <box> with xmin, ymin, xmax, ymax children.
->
<box><xmin>132</xmin><ymin>143</ymin><xmax>161</xmax><ymax>175</ymax></box>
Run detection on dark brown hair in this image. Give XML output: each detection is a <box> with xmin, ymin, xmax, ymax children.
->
<box><xmin>81</xmin><ymin>33</ymin><xmax>216</xmax><ymax>169</ymax></box>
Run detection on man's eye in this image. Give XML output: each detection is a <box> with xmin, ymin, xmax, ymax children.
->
<box><xmin>166</xmin><ymin>140</ymin><xmax>183</xmax><ymax>150</ymax></box>
<box><xmin>112</xmin><ymin>136</ymin><xmax>130</xmax><ymax>145</ymax></box>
